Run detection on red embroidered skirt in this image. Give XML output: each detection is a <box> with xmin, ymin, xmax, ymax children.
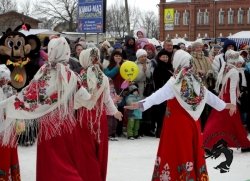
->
<box><xmin>152</xmin><ymin>98</ymin><xmax>209</xmax><ymax>181</ymax></box>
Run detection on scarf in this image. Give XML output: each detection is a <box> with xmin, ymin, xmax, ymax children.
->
<box><xmin>0</xmin><ymin>65</ymin><xmax>14</xmax><ymax>132</ymax></box>
<box><xmin>0</xmin><ymin>37</ymin><xmax>79</xmax><ymax>146</ymax></box>
<box><xmin>217</xmin><ymin>64</ymin><xmax>239</xmax><ymax>99</ymax></box>
<box><xmin>77</xmin><ymin>48</ymin><xmax>108</xmax><ymax>143</ymax></box>
<box><xmin>215</xmin><ymin>50</ymin><xmax>241</xmax><ymax>93</ymax></box>
<box><xmin>169</xmin><ymin>50</ymin><xmax>207</xmax><ymax>121</ymax></box>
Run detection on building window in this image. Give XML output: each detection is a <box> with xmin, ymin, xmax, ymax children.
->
<box><xmin>183</xmin><ymin>10</ymin><xmax>189</xmax><ymax>25</ymax></box>
<box><xmin>197</xmin><ymin>9</ymin><xmax>203</xmax><ymax>25</ymax></box>
<box><xmin>204</xmin><ymin>9</ymin><xmax>209</xmax><ymax>25</ymax></box>
<box><xmin>219</xmin><ymin>8</ymin><xmax>224</xmax><ymax>24</ymax></box>
<box><xmin>238</xmin><ymin>8</ymin><xmax>244</xmax><ymax>24</ymax></box>
<box><xmin>228</xmin><ymin>8</ymin><xmax>234</xmax><ymax>24</ymax></box>
<box><xmin>174</xmin><ymin>10</ymin><xmax>180</xmax><ymax>25</ymax></box>
<box><xmin>248</xmin><ymin>8</ymin><xmax>250</xmax><ymax>24</ymax></box>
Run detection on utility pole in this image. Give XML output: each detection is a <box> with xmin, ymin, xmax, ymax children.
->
<box><xmin>125</xmin><ymin>0</ymin><xmax>131</xmax><ymax>35</ymax></box>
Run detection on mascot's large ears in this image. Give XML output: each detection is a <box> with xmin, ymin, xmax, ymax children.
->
<box><xmin>26</xmin><ymin>35</ymin><xmax>41</xmax><ymax>56</ymax></box>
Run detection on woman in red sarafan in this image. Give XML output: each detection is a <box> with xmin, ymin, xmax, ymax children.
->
<box><xmin>125</xmin><ymin>50</ymin><xmax>234</xmax><ymax>181</ymax></box>
<box><xmin>71</xmin><ymin>48</ymin><xmax>123</xmax><ymax>181</ymax></box>
<box><xmin>0</xmin><ymin>64</ymin><xmax>20</xmax><ymax>181</ymax></box>
<box><xmin>203</xmin><ymin>50</ymin><xmax>250</xmax><ymax>151</ymax></box>
<box><xmin>0</xmin><ymin>37</ymin><xmax>86</xmax><ymax>181</ymax></box>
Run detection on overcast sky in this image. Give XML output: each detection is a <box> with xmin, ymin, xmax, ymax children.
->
<box><xmin>108</xmin><ymin>0</ymin><xmax>175</xmax><ymax>13</ymax></box>
<box><xmin>108</xmin><ymin>0</ymin><xmax>159</xmax><ymax>13</ymax></box>
<box><xmin>21</xmin><ymin>0</ymin><xmax>174</xmax><ymax>15</ymax></box>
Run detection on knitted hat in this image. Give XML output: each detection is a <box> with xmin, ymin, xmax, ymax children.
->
<box><xmin>225</xmin><ymin>49</ymin><xmax>240</xmax><ymax>64</ymax></box>
<box><xmin>113</xmin><ymin>42</ymin><xmax>123</xmax><ymax>49</ymax></box>
<box><xmin>144</xmin><ymin>43</ymin><xmax>156</xmax><ymax>52</ymax></box>
<box><xmin>129</xmin><ymin>84</ymin><xmax>138</xmax><ymax>93</ymax></box>
<box><xmin>136</xmin><ymin>49</ymin><xmax>147</xmax><ymax>58</ymax></box>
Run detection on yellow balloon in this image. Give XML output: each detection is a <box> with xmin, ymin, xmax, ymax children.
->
<box><xmin>120</xmin><ymin>61</ymin><xmax>139</xmax><ymax>81</ymax></box>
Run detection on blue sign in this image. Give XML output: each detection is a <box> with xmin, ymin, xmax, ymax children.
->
<box><xmin>78</xmin><ymin>0</ymin><xmax>105</xmax><ymax>33</ymax></box>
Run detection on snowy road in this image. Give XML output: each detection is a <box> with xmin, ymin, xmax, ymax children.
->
<box><xmin>18</xmin><ymin>137</ymin><xmax>250</xmax><ymax>181</ymax></box>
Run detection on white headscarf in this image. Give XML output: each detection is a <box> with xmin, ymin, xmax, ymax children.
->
<box><xmin>78</xmin><ymin>48</ymin><xmax>107</xmax><ymax>110</ymax></box>
<box><xmin>215</xmin><ymin>49</ymin><xmax>240</xmax><ymax>93</ymax></box>
<box><xmin>77</xmin><ymin>48</ymin><xmax>109</xmax><ymax>143</ymax></box>
<box><xmin>168</xmin><ymin>50</ymin><xmax>207</xmax><ymax>121</ymax></box>
<box><xmin>0</xmin><ymin>37</ymin><xmax>79</xmax><ymax>146</ymax></box>
<box><xmin>0</xmin><ymin>65</ymin><xmax>13</xmax><ymax>126</ymax></box>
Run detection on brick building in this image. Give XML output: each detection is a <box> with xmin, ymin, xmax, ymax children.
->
<box><xmin>159</xmin><ymin>0</ymin><xmax>250</xmax><ymax>41</ymax></box>
<box><xmin>0</xmin><ymin>11</ymin><xmax>40</xmax><ymax>34</ymax></box>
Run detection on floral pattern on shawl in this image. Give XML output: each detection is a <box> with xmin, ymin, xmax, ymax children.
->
<box><xmin>174</xmin><ymin>64</ymin><xmax>205</xmax><ymax>111</ymax></box>
<box><xmin>79</xmin><ymin>66</ymin><xmax>103</xmax><ymax>93</ymax></box>
<box><xmin>13</xmin><ymin>63</ymin><xmax>71</xmax><ymax>112</ymax></box>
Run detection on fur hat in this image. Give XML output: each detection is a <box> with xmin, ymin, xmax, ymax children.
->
<box><xmin>192</xmin><ymin>41</ymin><xmax>203</xmax><ymax>49</ymax></box>
<box><xmin>136</xmin><ymin>49</ymin><xmax>147</xmax><ymax>58</ymax></box>
<box><xmin>222</xmin><ymin>39</ymin><xmax>237</xmax><ymax>53</ymax></box>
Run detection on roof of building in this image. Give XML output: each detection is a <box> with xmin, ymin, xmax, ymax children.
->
<box><xmin>0</xmin><ymin>11</ymin><xmax>41</xmax><ymax>23</ymax></box>
<box><xmin>19</xmin><ymin>29</ymin><xmax>59</xmax><ymax>36</ymax></box>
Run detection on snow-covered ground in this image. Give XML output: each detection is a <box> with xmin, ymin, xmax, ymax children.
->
<box><xmin>18</xmin><ymin>137</ymin><xmax>250</xmax><ymax>181</ymax></box>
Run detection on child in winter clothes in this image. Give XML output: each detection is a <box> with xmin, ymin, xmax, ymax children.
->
<box><xmin>126</xmin><ymin>85</ymin><xmax>142</xmax><ymax>140</ymax></box>
<box><xmin>107</xmin><ymin>79</ymin><xmax>122</xmax><ymax>141</ymax></box>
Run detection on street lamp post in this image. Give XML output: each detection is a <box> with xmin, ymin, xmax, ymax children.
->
<box><xmin>125</xmin><ymin>0</ymin><xmax>131</xmax><ymax>35</ymax></box>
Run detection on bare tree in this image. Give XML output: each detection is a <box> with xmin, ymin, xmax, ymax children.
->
<box><xmin>139</xmin><ymin>11</ymin><xmax>159</xmax><ymax>39</ymax></box>
<box><xmin>106</xmin><ymin>4</ymin><xmax>127</xmax><ymax>38</ymax></box>
<box><xmin>0</xmin><ymin>0</ymin><xmax>17</xmax><ymax>13</ymax></box>
<box><xmin>129</xmin><ymin>7</ymin><xmax>141</xmax><ymax>34</ymax></box>
<box><xmin>18</xmin><ymin>0</ymin><xmax>32</xmax><ymax>16</ymax></box>
<box><xmin>38</xmin><ymin>17</ymin><xmax>56</xmax><ymax>29</ymax></box>
<box><xmin>106</xmin><ymin>4</ymin><xmax>143</xmax><ymax>39</ymax></box>
<box><xmin>33</xmin><ymin>0</ymin><xmax>77</xmax><ymax>31</ymax></box>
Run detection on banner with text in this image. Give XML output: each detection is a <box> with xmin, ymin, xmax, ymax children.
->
<box><xmin>164</xmin><ymin>8</ymin><xmax>174</xmax><ymax>31</ymax></box>
<box><xmin>78</xmin><ymin>0</ymin><xmax>106</xmax><ymax>33</ymax></box>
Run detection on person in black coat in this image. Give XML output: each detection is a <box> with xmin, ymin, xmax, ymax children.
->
<box><xmin>152</xmin><ymin>50</ymin><xmax>173</xmax><ymax>137</ymax></box>
<box><xmin>123</xmin><ymin>36</ymin><xmax>136</xmax><ymax>61</ymax></box>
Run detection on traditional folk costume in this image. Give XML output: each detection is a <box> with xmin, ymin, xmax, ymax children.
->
<box><xmin>0</xmin><ymin>37</ymin><xmax>89</xmax><ymax>180</ymax></box>
<box><xmin>0</xmin><ymin>65</ymin><xmax>20</xmax><ymax>181</ymax></box>
<box><xmin>203</xmin><ymin>50</ymin><xmax>250</xmax><ymax>149</ymax></box>
<box><xmin>72</xmin><ymin>48</ymin><xmax>119</xmax><ymax>181</ymax></box>
<box><xmin>139</xmin><ymin>50</ymin><xmax>227</xmax><ymax>181</ymax></box>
